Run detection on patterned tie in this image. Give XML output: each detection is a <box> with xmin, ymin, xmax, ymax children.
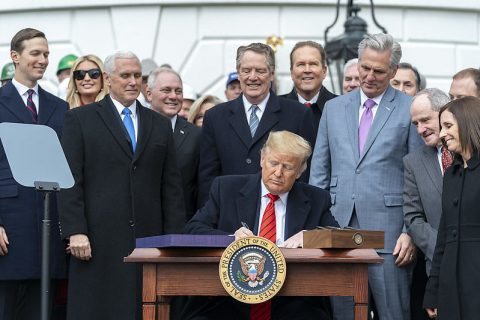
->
<box><xmin>122</xmin><ymin>108</ymin><xmax>136</xmax><ymax>152</ymax></box>
<box><xmin>358</xmin><ymin>99</ymin><xmax>375</xmax><ymax>154</ymax></box>
<box><xmin>249</xmin><ymin>104</ymin><xmax>259</xmax><ymax>137</ymax></box>
<box><xmin>26</xmin><ymin>89</ymin><xmax>38</xmax><ymax>123</ymax></box>
<box><xmin>441</xmin><ymin>146</ymin><xmax>453</xmax><ymax>173</ymax></box>
<box><xmin>250</xmin><ymin>193</ymin><xmax>279</xmax><ymax>320</ymax></box>
<box><xmin>304</xmin><ymin>102</ymin><xmax>312</xmax><ymax>107</ymax></box>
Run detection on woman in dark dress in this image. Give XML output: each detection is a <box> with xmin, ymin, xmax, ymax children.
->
<box><xmin>424</xmin><ymin>96</ymin><xmax>480</xmax><ymax>319</ymax></box>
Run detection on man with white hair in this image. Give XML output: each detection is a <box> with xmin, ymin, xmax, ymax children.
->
<box><xmin>58</xmin><ymin>50</ymin><xmax>185</xmax><ymax>320</ymax></box>
<box><xmin>342</xmin><ymin>58</ymin><xmax>360</xmax><ymax>93</ymax></box>
<box><xmin>310</xmin><ymin>33</ymin><xmax>423</xmax><ymax>320</ymax></box>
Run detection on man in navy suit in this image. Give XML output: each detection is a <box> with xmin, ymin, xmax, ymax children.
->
<box><xmin>198</xmin><ymin>43</ymin><xmax>315</xmax><ymax>206</ymax></box>
<box><xmin>147</xmin><ymin>66</ymin><xmax>201</xmax><ymax>220</ymax></box>
<box><xmin>0</xmin><ymin>28</ymin><xmax>68</xmax><ymax>320</ymax></box>
<box><xmin>280</xmin><ymin>41</ymin><xmax>336</xmax><ymax>134</ymax></box>
<box><xmin>185</xmin><ymin>131</ymin><xmax>338</xmax><ymax>320</ymax></box>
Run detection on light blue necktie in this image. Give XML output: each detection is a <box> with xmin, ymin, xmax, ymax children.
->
<box><xmin>122</xmin><ymin>108</ymin><xmax>136</xmax><ymax>152</ymax></box>
<box><xmin>249</xmin><ymin>104</ymin><xmax>259</xmax><ymax>137</ymax></box>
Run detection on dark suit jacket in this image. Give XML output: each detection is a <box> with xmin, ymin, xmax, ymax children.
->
<box><xmin>173</xmin><ymin>116</ymin><xmax>201</xmax><ymax>220</ymax></box>
<box><xmin>0</xmin><ymin>81</ymin><xmax>68</xmax><ymax>280</ymax></box>
<box><xmin>58</xmin><ymin>95</ymin><xmax>185</xmax><ymax>320</ymax></box>
<box><xmin>184</xmin><ymin>173</ymin><xmax>338</xmax><ymax>320</ymax></box>
<box><xmin>424</xmin><ymin>154</ymin><xmax>480</xmax><ymax>319</ymax></box>
<box><xmin>280</xmin><ymin>86</ymin><xmax>336</xmax><ymax>134</ymax></box>
<box><xmin>198</xmin><ymin>92</ymin><xmax>315</xmax><ymax>206</ymax></box>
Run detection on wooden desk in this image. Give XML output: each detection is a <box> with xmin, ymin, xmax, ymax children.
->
<box><xmin>125</xmin><ymin>247</ymin><xmax>382</xmax><ymax>320</ymax></box>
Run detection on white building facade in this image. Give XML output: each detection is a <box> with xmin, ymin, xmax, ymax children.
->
<box><xmin>0</xmin><ymin>0</ymin><xmax>479</xmax><ymax>98</ymax></box>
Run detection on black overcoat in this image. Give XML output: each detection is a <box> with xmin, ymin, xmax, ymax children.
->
<box><xmin>424</xmin><ymin>154</ymin><xmax>480</xmax><ymax>319</ymax></box>
<box><xmin>58</xmin><ymin>96</ymin><xmax>185</xmax><ymax>319</ymax></box>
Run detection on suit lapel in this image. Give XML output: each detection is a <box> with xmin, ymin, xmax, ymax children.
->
<box><xmin>173</xmin><ymin>117</ymin><xmax>188</xmax><ymax>151</ymax></box>
<box><xmin>236</xmin><ymin>174</ymin><xmax>262</xmax><ymax>235</ymax></box>
<box><xmin>96</xmin><ymin>96</ymin><xmax>133</xmax><ymax>158</ymax></box>
<box><xmin>0</xmin><ymin>82</ymin><xmax>36</xmax><ymax>123</ymax></box>
<box><xmin>133</xmin><ymin>102</ymin><xmax>152</xmax><ymax>162</ymax></box>
<box><xmin>284</xmin><ymin>182</ymin><xmax>310</xmax><ymax>239</ymax></box>
<box><xmin>359</xmin><ymin>86</ymin><xmax>396</xmax><ymax>163</ymax></box>
<box><xmin>37</xmin><ymin>86</ymin><xmax>56</xmax><ymax>125</ymax></box>
<box><xmin>228</xmin><ymin>96</ymin><xmax>252</xmax><ymax>148</ymax></box>
<box><xmin>422</xmin><ymin>146</ymin><xmax>442</xmax><ymax>194</ymax></box>
<box><xmin>251</xmin><ymin>93</ymin><xmax>279</xmax><ymax>147</ymax></box>
<box><xmin>346</xmin><ymin>91</ymin><xmax>360</xmax><ymax>163</ymax></box>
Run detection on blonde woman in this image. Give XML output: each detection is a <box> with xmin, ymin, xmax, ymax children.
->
<box><xmin>187</xmin><ymin>94</ymin><xmax>223</xmax><ymax>127</ymax></box>
<box><xmin>66</xmin><ymin>54</ymin><xmax>108</xmax><ymax>108</ymax></box>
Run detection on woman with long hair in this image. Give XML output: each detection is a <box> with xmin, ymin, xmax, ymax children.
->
<box><xmin>424</xmin><ymin>96</ymin><xmax>480</xmax><ymax>319</ymax></box>
<box><xmin>66</xmin><ymin>54</ymin><xmax>108</xmax><ymax>108</ymax></box>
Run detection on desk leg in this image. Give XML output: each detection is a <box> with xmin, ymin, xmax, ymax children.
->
<box><xmin>143</xmin><ymin>264</ymin><xmax>157</xmax><ymax>320</ymax></box>
<box><xmin>353</xmin><ymin>265</ymin><xmax>369</xmax><ymax>320</ymax></box>
<box><xmin>158</xmin><ymin>296</ymin><xmax>171</xmax><ymax>320</ymax></box>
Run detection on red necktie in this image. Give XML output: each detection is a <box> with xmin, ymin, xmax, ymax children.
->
<box><xmin>441</xmin><ymin>146</ymin><xmax>453</xmax><ymax>173</ymax></box>
<box><xmin>250</xmin><ymin>193</ymin><xmax>279</xmax><ymax>320</ymax></box>
<box><xmin>304</xmin><ymin>102</ymin><xmax>312</xmax><ymax>107</ymax></box>
<box><xmin>26</xmin><ymin>89</ymin><xmax>38</xmax><ymax>123</ymax></box>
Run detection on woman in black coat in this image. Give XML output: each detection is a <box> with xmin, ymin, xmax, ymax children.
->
<box><xmin>424</xmin><ymin>96</ymin><xmax>480</xmax><ymax>319</ymax></box>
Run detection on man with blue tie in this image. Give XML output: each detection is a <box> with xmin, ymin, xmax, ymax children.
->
<box><xmin>0</xmin><ymin>28</ymin><xmax>68</xmax><ymax>320</ymax></box>
<box><xmin>309</xmin><ymin>33</ymin><xmax>423</xmax><ymax>320</ymax></box>
<box><xmin>198</xmin><ymin>43</ymin><xmax>315</xmax><ymax>206</ymax></box>
<box><xmin>58</xmin><ymin>50</ymin><xmax>185</xmax><ymax>320</ymax></box>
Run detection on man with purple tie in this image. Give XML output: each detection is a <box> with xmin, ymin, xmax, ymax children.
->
<box><xmin>0</xmin><ymin>28</ymin><xmax>68</xmax><ymax>320</ymax></box>
<box><xmin>309</xmin><ymin>33</ymin><xmax>423</xmax><ymax>320</ymax></box>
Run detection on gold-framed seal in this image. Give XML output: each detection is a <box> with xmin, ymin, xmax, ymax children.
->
<box><xmin>352</xmin><ymin>232</ymin><xmax>363</xmax><ymax>245</ymax></box>
<box><xmin>219</xmin><ymin>236</ymin><xmax>286</xmax><ymax>304</ymax></box>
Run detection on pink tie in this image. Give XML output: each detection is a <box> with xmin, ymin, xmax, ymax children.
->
<box><xmin>358</xmin><ymin>99</ymin><xmax>375</xmax><ymax>154</ymax></box>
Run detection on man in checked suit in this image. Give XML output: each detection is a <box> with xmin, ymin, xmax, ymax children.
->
<box><xmin>403</xmin><ymin>88</ymin><xmax>450</xmax><ymax>319</ymax></box>
<box><xmin>309</xmin><ymin>33</ymin><xmax>423</xmax><ymax>320</ymax></box>
<box><xmin>280</xmin><ymin>41</ymin><xmax>336</xmax><ymax>134</ymax></box>
<box><xmin>185</xmin><ymin>131</ymin><xmax>338</xmax><ymax>320</ymax></box>
<box><xmin>147</xmin><ymin>66</ymin><xmax>201</xmax><ymax>220</ymax></box>
<box><xmin>198</xmin><ymin>42</ymin><xmax>315</xmax><ymax>206</ymax></box>
<box><xmin>58</xmin><ymin>51</ymin><xmax>185</xmax><ymax>320</ymax></box>
<box><xmin>0</xmin><ymin>28</ymin><xmax>68</xmax><ymax>320</ymax></box>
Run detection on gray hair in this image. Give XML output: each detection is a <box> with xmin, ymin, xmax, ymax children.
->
<box><xmin>343</xmin><ymin>58</ymin><xmax>358</xmax><ymax>74</ymax></box>
<box><xmin>236</xmin><ymin>43</ymin><xmax>275</xmax><ymax>73</ymax></box>
<box><xmin>413</xmin><ymin>88</ymin><xmax>450</xmax><ymax>112</ymax></box>
<box><xmin>147</xmin><ymin>67</ymin><xmax>182</xmax><ymax>90</ymax></box>
<box><xmin>104</xmin><ymin>50</ymin><xmax>140</xmax><ymax>74</ymax></box>
<box><xmin>358</xmin><ymin>33</ymin><xmax>402</xmax><ymax>69</ymax></box>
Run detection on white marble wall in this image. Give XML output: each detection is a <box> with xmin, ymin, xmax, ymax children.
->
<box><xmin>0</xmin><ymin>1</ymin><xmax>479</xmax><ymax>98</ymax></box>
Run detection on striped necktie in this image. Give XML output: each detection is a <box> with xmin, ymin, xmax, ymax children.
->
<box><xmin>250</xmin><ymin>193</ymin><xmax>279</xmax><ymax>320</ymax></box>
<box><xmin>249</xmin><ymin>104</ymin><xmax>259</xmax><ymax>137</ymax></box>
<box><xmin>26</xmin><ymin>89</ymin><xmax>38</xmax><ymax>123</ymax></box>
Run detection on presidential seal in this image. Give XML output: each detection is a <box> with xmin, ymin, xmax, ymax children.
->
<box><xmin>219</xmin><ymin>236</ymin><xmax>286</xmax><ymax>304</ymax></box>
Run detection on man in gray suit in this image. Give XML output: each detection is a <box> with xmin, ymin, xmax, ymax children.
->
<box><xmin>403</xmin><ymin>88</ymin><xmax>450</xmax><ymax>320</ymax></box>
<box><xmin>309</xmin><ymin>33</ymin><xmax>423</xmax><ymax>320</ymax></box>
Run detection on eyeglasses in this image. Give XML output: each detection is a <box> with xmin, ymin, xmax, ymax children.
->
<box><xmin>73</xmin><ymin>68</ymin><xmax>102</xmax><ymax>80</ymax></box>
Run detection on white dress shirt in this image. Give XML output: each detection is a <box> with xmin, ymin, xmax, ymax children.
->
<box><xmin>12</xmin><ymin>78</ymin><xmax>40</xmax><ymax>114</ymax></box>
<box><xmin>243</xmin><ymin>93</ymin><xmax>270</xmax><ymax>125</ymax></box>
<box><xmin>111</xmin><ymin>97</ymin><xmax>139</xmax><ymax>142</ymax></box>
<box><xmin>358</xmin><ymin>89</ymin><xmax>386</xmax><ymax>124</ymax></box>
<box><xmin>258</xmin><ymin>181</ymin><xmax>288</xmax><ymax>245</ymax></box>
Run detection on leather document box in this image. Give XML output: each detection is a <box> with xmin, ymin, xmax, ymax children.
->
<box><xmin>303</xmin><ymin>228</ymin><xmax>384</xmax><ymax>249</ymax></box>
